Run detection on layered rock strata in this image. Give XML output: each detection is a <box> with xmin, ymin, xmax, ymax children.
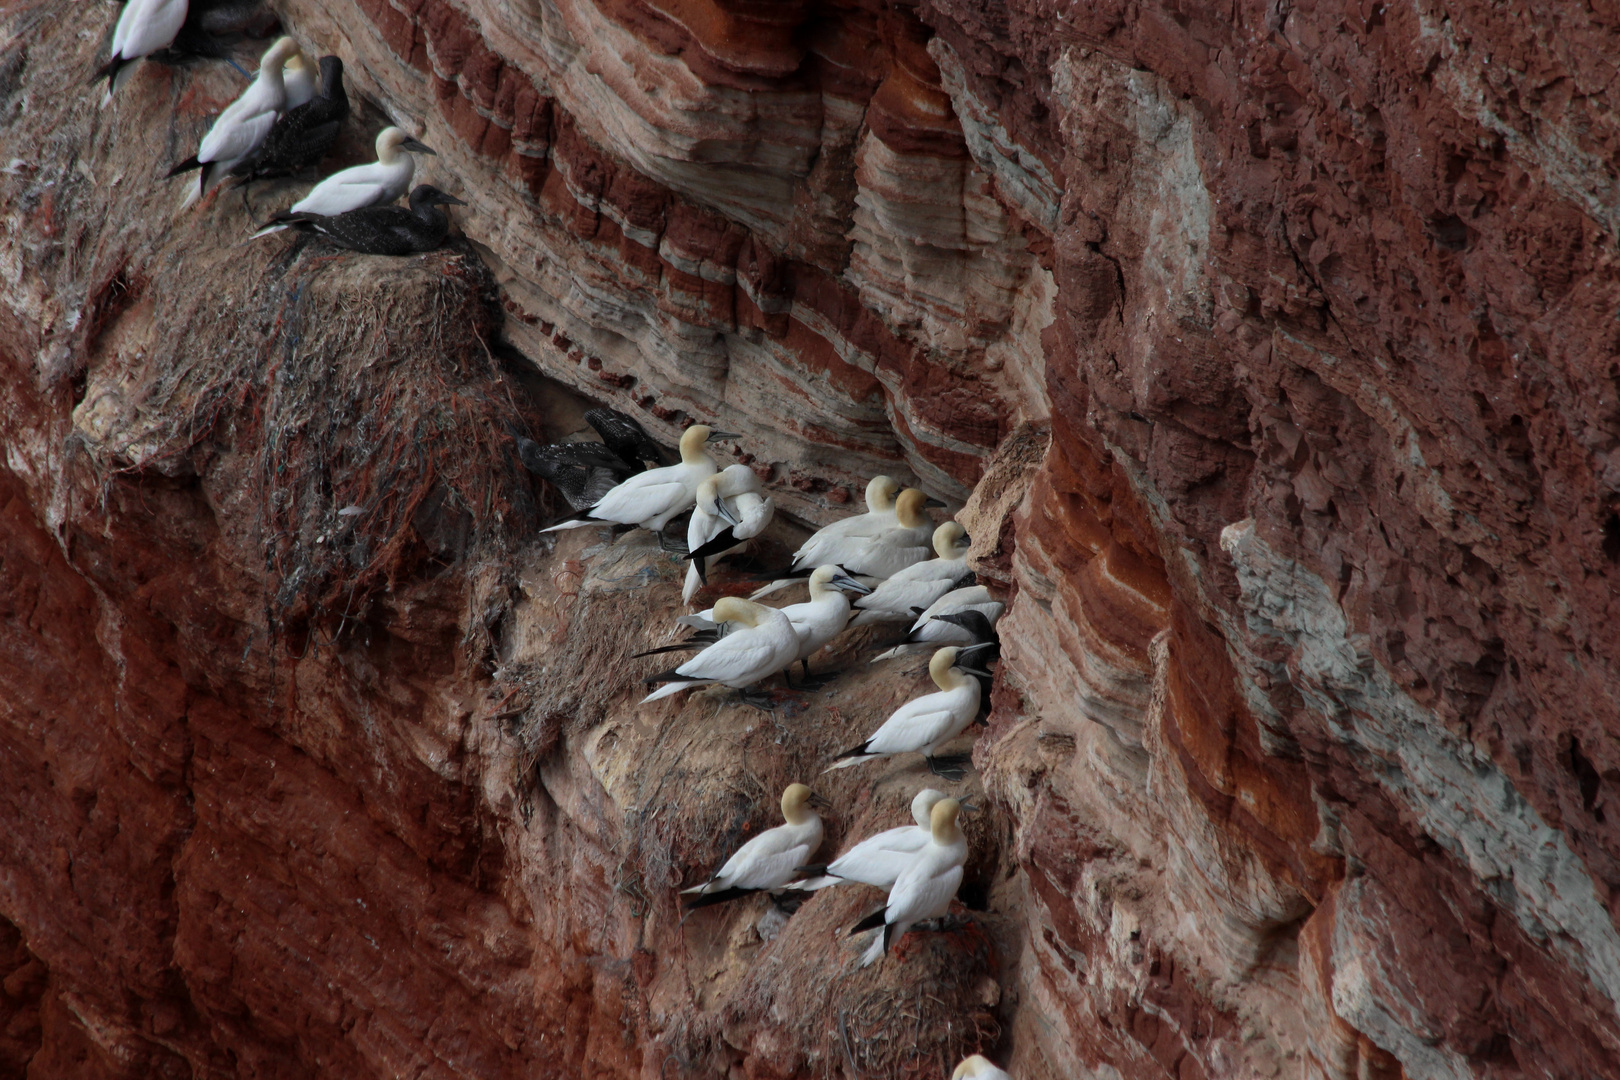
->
<box><xmin>2</xmin><ymin>0</ymin><xmax>1619</xmax><ymax>1078</ymax></box>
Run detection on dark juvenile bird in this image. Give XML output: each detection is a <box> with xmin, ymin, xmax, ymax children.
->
<box><xmin>584</xmin><ymin>407</ymin><xmax>672</xmax><ymax>468</ymax></box>
<box><xmin>231</xmin><ymin>55</ymin><xmax>348</xmax><ymax>183</ymax></box>
<box><xmin>515</xmin><ymin>437</ymin><xmax>638</xmax><ymax>510</ymax></box>
<box><xmin>280</xmin><ymin>184</ymin><xmax>462</xmax><ymax>255</ymax></box>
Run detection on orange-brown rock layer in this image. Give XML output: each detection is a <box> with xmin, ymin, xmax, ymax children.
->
<box><xmin>3</xmin><ymin>0</ymin><xmax>1620</xmax><ymax>1077</ymax></box>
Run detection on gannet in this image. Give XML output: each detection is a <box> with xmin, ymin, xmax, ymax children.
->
<box><xmin>752</xmin><ymin>486</ymin><xmax>942</xmax><ymax>598</ymax></box>
<box><xmin>251</xmin><ymin>126</ymin><xmax>437</xmax><ymax>236</ymax></box>
<box><xmin>791</xmin><ymin>475</ymin><xmax>902</xmax><ymax>566</ymax></box>
<box><xmin>516</xmin><ymin>438</ymin><xmax>638</xmax><ymax>510</ymax></box>
<box><xmin>230</xmin><ymin>55</ymin><xmax>347</xmax><ymax>183</ymax></box>
<box><xmin>849</xmin><ymin>797</ymin><xmax>967</xmax><ymax>966</ymax></box>
<box><xmin>683</xmin><ymin>465</ymin><xmax>770</xmax><ymax>601</ymax></box>
<box><xmin>870</xmin><ymin>584</ymin><xmax>1003</xmax><ymax>661</ymax></box>
<box><xmin>952</xmin><ymin>1055</ymin><xmax>1012</xmax><ymax>1080</ymax></box>
<box><xmin>641</xmin><ymin>597</ymin><xmax>799</xmax><ymax>703</ymax></box>
<box><xmin>281</xmin><ymin>49</ymin><xmax>316</xmax><ymax>109</ymax></box>
<box><xmin>167</xmin><ymin>36</ymin><xmax>302</xmax><ymax>205</ymax></box>
<box><xmin>96</xmin><ymin>0</ymin><xmax>188</xmax><ymax>104</ymax></box>
<box><xmin>683</xmin><ymin>784</ymin><xmax>829</xmax><ymax>910</ymax></box>
<box><xmin>544</xmin><ymin>424</ymin><xmax>738</xmax><ymax>534</ymax></box>
<box><xmin>850</xmin><ymin>522</ymin><xmax>973</xmax><ymax>626</ymax></box>
<box><xmin>584</xmin><ymin>407</ymin><xmax>672</xmax><ymax>468</ymax></box>
<box><xmin>824</xmin><ymin>645</ymin><xmax>996</xmax><ymax>774</ymax></box>
<box><xmin>791</xmin><ymin>788</ymin><xmax>947</xmax><ymax>891</ymax></box>
<box><xmin>279</xmin><ymin>184</ymin><xmax>462</xmax><ymax>255</ymax></box>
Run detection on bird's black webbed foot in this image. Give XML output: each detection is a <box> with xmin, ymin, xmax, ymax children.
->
<box><xmin>924</xmin><ymin>753</ymin><xmax>973</xmax><ymax>782</ymax></box>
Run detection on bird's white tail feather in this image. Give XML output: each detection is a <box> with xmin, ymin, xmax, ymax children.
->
<box><xmin>541</xmin><ymin>518</ymin><xmax>599</xmax><ymax>533</ymax></box>
<box><xmin>859</xmin><ymin>928</ymin><xmax>887</xmax><ymax>967</ymax></box>
<box><xmin>682</xmin><ymin>563</ymin><xmax>701</xmax><ymax>604</ymax></box>
<box><xmin>822</xmin><ymin>756</ymin><xmax>868</xmax><ymax>773</ymax></box>
<box><xmin>641</xmin><ymin>680</ymin><xmax>702</xmax><ymax>704</ymax></box>
<box><xmin>249</xmin><ymin>224</ymin><xmax>289</xmax><ymax>239</ymax></box>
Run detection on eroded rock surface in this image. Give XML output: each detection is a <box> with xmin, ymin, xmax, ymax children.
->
<box><xmin>3</xmin><ymin>0</ymin><xmax>1620</xmax><ymax>1077</ymax></box>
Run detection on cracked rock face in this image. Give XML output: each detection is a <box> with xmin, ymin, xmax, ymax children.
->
<box><xmin>3</xmin><ymin>0</ymin><xmax>1620</xmax><ymax>1078</ymax></box>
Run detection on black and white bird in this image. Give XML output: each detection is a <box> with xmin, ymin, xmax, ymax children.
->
<box><xmin>252</xmin><ymin>126</ymin><xmax>437</xmax><ymax>236</ymax></box>
<box><xmin>848</xmin><ymin>797</ymin><xmax>968</xmax><ymax>966</ymax></box>
<box><xmin>230</xmin><ymin>55</ymin><xmax>348</xmax><ymax>183</ymax></box>
<box><xmin>147</xmin><ymin>0</ymin><xmax>280</xmax><ymax>69</ymax></box>
<box><xmin>849</xmin><ymin>521</ymin><xmax>974</xmax><ymax>626</ymax></box>
<box><xmin>641</xmin><ymin>597</ymin><xmax>799</xmax><ymax>704</ymax></box>
<box><xmin>96</xmin><ymin>0</ymin><xmax>189</xmax><ymax>104</ymax></box>
<box><xmin>683</xmin><ymin>465</ymin><xmax>770</xmax><ymax>602</ymax></box>
<box><xmin>278</xmin><ymin>184</ymin><xmax>462</xmax><ymax>255</ymax></box>
<box><xmin>791</xmin><ymin>788</ymin><xmax>948</xmax><ymax>891</ymax></box>
<box><xmin>825</xmin><ymin>644</ymin><xmax>996</xmax><ymax>776</ymax></box>
<box><xmin>167</xmin><ymin>36</ymin><xmax>302</xmax><ymax>205</ymax></box>
<box><xmin>682</xmin><ymin>784</ymin><xmax>830</xmax><ymax>911</ymax></box>
<box><xmin>870</xmin><ymin>584</ymin><xmax>1003</xmax><ymax>662</ymax></box>
<box><xmin>516</xmin><ymin>438</ymin><xmax>638</xmax><ymax>510</ymax></box>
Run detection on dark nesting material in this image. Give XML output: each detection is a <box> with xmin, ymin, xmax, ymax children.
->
<box><xmin>281</xmin><ymin>184</ymin><xmax>462</xmax><ymax>256</ymax></box>
<box><xmin>231</xmin><ymin>55</ymin><xmax>348</xmax><ymax>183</ymax></box>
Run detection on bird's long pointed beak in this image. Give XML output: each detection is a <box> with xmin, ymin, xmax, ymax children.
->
<box><xmin>961</xmin><ymin>667</ymin><xmax>994</xmax><ymax>678</ymax></box>
<box><xmin>831</xmin><ymin>573</ymin><xmax>872</xmax><ymax>595</ymax></box>
<box><xmin>717</xmin><ymin>501</ymin><xmax>741</xmax><ymax>527</ymax></box>
<box><xmin>958</xmin><ymin>641</ymin><xmax>998</xmax><ymax>657</ymax></box>
<box><xmin>807</xmin><ymin>792</ymin><xmax>833</xmax><ymax>810</ymax></box>
<box><xmin>706</xmin><ymin>430</ymin><xmax>742</xmax><ymax>441</ymax></box>
<box><xmin>401</xmin><ymin>137</ymin><xmax>437</xmax><ymax>155</ymax></box>
<box><xmin>439</xmin><ymin>193</ymin><xmax>466</xmax><ymax>206</ymax></box>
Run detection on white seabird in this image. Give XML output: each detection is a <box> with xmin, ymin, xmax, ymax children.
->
<box><xmin>682</xmin><ymin>783</ymin><xmax>829</xmax><ymax>910</ymax></box>
<box><xmin>544</xmin><ymin>423</ymin><xmax>739</xmax><ymax>535</ymax></box>
<box><xmin>97</xmin><ymin>0</ymin><xmax>189</xmax><ymax>104</ymax></box>
<box><xmin>792</xmin><ymin>788</ymin><xmax>947</xmax><ymax>891</ymax></box>
<box><xmin>824</xmin><ymin>645</ymin><xmax>995</xmax><ymax>775</ymax></box>
<box><xmin>777</xmin><ymin>564</ymin><xmax>871</xmax><ymax>681</ymax></box>
<box><xmin>641</xmin><ymin>597</ymin><xmax>799</xmax><ymax>703</ymax></box>
<box><xmin>752</xmin><ymin>486</ymin><xmax>942</xmax><ymax>599</ymax></box>
<box><xmin>168</xmin><ymin>36</ymin><xmax>302</xmax><ymax>206</ymax></box>
<box><xmin>850</xmin><ymin>797</ymin><xmax>967</xmax><ymax>966</ymax></box>
<box><xmin>953</xmin><ymin>1055</ymin><xmax>1012</xmax><ymax>1080</ymax></box>
<box><xmin>870</xmin><ymin>584</ymin><xmax>1004</xmax><ymax>661</ymax></box>
<box><xmin>252</xmin><ymin>126</ymin><xmax>439</xmax><ymax>237</ymax></box>
<box><xmin>790</xmin><ymin>475</ymin><xmax>901</xmax><ymax>568</ymax></box>
<box><xmin>850</xmin><ymin>521</ymin><xmax>973</xmax><ymax>626</ymax></box>
<box><xmin>683</xmin><ymin>464</ymin><xmax>767</xmax><ymax>602</ymax></box>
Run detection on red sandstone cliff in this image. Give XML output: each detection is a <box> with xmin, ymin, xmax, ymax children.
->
<box><xmin>3</xmin><ymin>1</ymin><xmax>1620</xmax><ymax>1077</ymax></box>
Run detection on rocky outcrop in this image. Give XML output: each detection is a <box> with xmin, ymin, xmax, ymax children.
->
<box><xmin>3</xmin><ymin>0</ymin><xmax>1620</xmax><ymax>1077</ymax></box>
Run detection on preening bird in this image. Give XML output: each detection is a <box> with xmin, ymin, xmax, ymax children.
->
<box><xmin>252</xmin><ymin>126</ymin><xmax>437</xmax><ymax>236</ymax></box>
<box><xmin>544</xmin><ymin>424</ymin><xmax>739</xmax><ymax>535</ymax></box>
<box><xmin>824</xmin><ymin>644</ymin><xmax>996</xmax><ymax>775</ymax></box>
<box><xmin>683</xmin><ymin>465</ymin><xmax>770</xmax><ymax>602</ymax></box>
<box><xmin>870</xmin><ymin>585</ymin><xmax>1004</xmax><ymax>662</ymax></box>
<box><xmin>849</xmin><ymin>797</ymin><xmax>967</xmax><ymax>966</ymax></box>
<box><xmin>96</xmin><ymin>0</ymin><xmax>188</xmax><ymax>104</ymax></box>
<box><xmin>278</xmin><ymin>184</ymin><xmax>462</xmax><ymax>255</ymax></box>
<box><xmin>682</xmin><ymin>784</ymin><xmax>829</xmax><ymax>910</ymax></box>
<box><xmin>167</xmin><ymin>36</ymin><xmax>302</xmax><ymax>205</ymax></box>
<box><xmin>791</xmin><ymin>788</ymin><xmax>947</xmax><ymax>891</ymax></box>
<box><xmin>752</xmin><ymin>486</ymin><xmax>942</xmax><ymax>598</ymax></box>
<box><xmin>952</xmin><ymin>1055</ymin><xmax>1012</xmax><ymax>1080</ymax></box>
<box><xmin>849</xmin><ymin>521</ymin><xmax>974</xmax><ymax>626</ymax></box>
<box><xmin>230</xmin><ymin>55</ymin><xmax>348</xmax><ymax>183</ymax></box>
<box><xmin>641</xmin><ymin>597</ymin><xmax>800</xmax><ymax>703</ymax></box>
<box><xmin>281</xmin><ymin>50</ymin><xmax>316</xmax><ymax>109</ymax></box>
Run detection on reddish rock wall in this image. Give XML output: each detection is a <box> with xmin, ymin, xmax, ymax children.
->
<box><xmin>2</xmin><ymin>0</ymin><xmax>1620</xmax><ymax>1078</ymax></box>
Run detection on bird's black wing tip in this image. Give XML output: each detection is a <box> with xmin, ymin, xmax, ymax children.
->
<box><xmin>683</xmin><ymin>887</ymin><xmax>756</xmax><ymax>911</ymax></box>
<box><xmin>848</xmin><ymin>908</ymin><xmax>887</xmax><ymax>935</ymax></box>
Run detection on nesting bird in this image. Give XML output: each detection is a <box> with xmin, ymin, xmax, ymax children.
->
<box><xmin>952</xmin><ymin>1055</ymin><xmax>1012</xmax><ymax>1080</ymax></box>
<box><xmin>850</xmin><ymin>521</ymin><xmax>974</xmax><ymax>626</ymax></box>
<box><xmin>792</xmin><ymin>788</ymin><xmax>948</xmax><ymax>891</ymax></box>
<box><xmin>167</xmin><ymin>36</ymin><xmax>303</xmax><ymax>205</ymax></box>
<box><xmin>544</xmin><ymin>423</ymin><xmax>737</xmax><ymax>535</ymax></box>
<box><xmin>825</xmin><ymin>645</ymin><xmax>996</xmax><ymax>775</ymax></box>
<box><xmin>253</xmin><ymin>126</ymin><xmax>437</xmax><ymax>236</ymax></box>
<box><xmin>753</xmin><ymin>486</ymin><xmax>942</xmax><ymax>598</ymax></box>
<box><xmin>641</xmin><ymin>597</ymin><xmax>800</xmax><ymax>704</ymax></box>
<box><xmin>682</xmin><ymin>784</ymin><xmax>829</xmax><ymax>910</ymax></box>
<box><xmin>849</xmin><ymin>797</ymin><xmax>968</xmax><ymax>966</ymax></box>
<box><xmin>683</xmin><ymin>464</ymin><xmax>771</xmax><ymax>602</ymax></box>
<box><xmin>787</xmin><ymin>475</ymin><xmax>902</xmax><ymax>569</ymax></box>
<box><xmin>230</xmin><ymin>55</ymin><xmax>348</xmax><ymax>184</ymax></box>
<box><xmin>276</xmin><ymin>184</ymin><xmax>462</xmax><ymax>255</ymax></box>
<box><xmin>96</xmin><ymin>0</ymin><xmax>189</xmax><ymax>103</ymax></box>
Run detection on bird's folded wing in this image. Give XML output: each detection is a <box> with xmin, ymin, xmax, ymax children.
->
<box><xmin>828</xmin><ymin>832</ymin><xmax>927</xmax><ymax>886</ymax></box>
<box><xmin>200</xmin><ymin>109</ymin><xmax>278</xmax><ymax>164</ymax></box>
<box><xmin>675</xmin><ymin>632</ymin><xmax>786</xmax><ymax>682</ymax></box>
<box><xmin>887</xmin><ymin>861</ymin><xmax>963</xmax><ymax>923</ymax></box>
<box><xmin>727</xmin><ymin>843</ymin><xmax>812</xmax><ymax>892</ymax></box>
<box><xmin>865</xmin><ymin>702</ymin><xmax>956</xmax><ymax>755</ymax></box>
<box><xmin>590</xmin><ymin>477</ymin><xmax>685</xmax><ymax>522</ymax></box>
